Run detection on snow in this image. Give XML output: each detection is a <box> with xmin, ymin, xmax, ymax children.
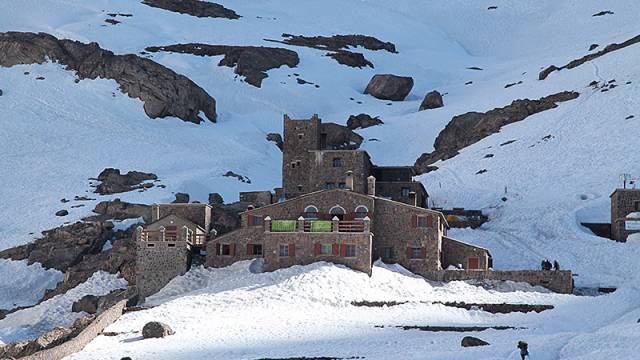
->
<box><xmin>0</xmin><ymin>260</ymin><xmax>63</xmax><ymax>310</ymax></box>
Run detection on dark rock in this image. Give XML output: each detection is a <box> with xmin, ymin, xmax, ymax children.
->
<box><xmin>592</xmin><ymin>10</ymin><xmax>614</xmax><ymax>17</ymax></box>
<box><xmin>223</xmin><ymin>171</ymin><xmax>251</xmax><ymax>183</ymax></box>
<box><xmin>0</xmin><ymin>32</ymin><xmax>217</xmax><ymax>123</ymax></box>
<box><xmin>500</xmin><ymin>140</ymin><xmax>516</xmax><ymax>146</ymax></box>
<box><xmin>266</xmin><ymin>133</ymin><xmax>283</xmax><ymax>150</ymax></box>
<box><xmin>364</xmin><ymin>74</ymin><xmax>413</xmax><ymax>101</ymax></box>
<box><xmin>484</xmin><ymin>154</ymin><xmax>494</xmax><ymax>158</ymax></box>
<box><xmin>84</xmin><ymin>199</ymin><xmax>151</xmax><ymax>222</ymax></box>
<box><xmin>589</xmin><ymin>80</ymin><xmax>599</xmax><ymax>87</ymax></box>
<box><xmin>55</xmin><ymin>209</ymin><xmax>69</xmax><ymax>216</ymax></box>
<box><xmin>0</xmin><ymin>89</ymin><xmax>3</xmax><ymax>96</ymax></box>
<box><xmin>145</xmin><ymin>44</ymin><xmax>299</xmax><ymax>87</ymax></box>
<box><xmin>476</xmin><ymin>169</ymin><xmax>487</xmax><ymax>175</ymax></box>
<box><xmin>142</xmin><ymin>321</ymin><xmax>175</xmax><ymax>338</ymax></box>
<box><xmin>275</xmin><ymin>33</ymin><xmax>397</xmax><ymax>53</ymax></box>
<box><xmin>107</xmin><ymin>13</ymin><xmax>133</xmax><ymax>17</ymax></box>
<box><xmin>61</xmin><ymin>198</ymin><xmax>70</xmax><ymax>203</ymax></box>
<box><xmin>501</xmin><ymin>197</ymin><xmax>508</xmax><ymax>202</ymax></box>
<box><xmin>461</xmin><ymin>336</ymin><xmax>490</xmax><ymax>347</ymax></box>
<box><xmin>173</xmin><ymin>193</ymin><xmax>190</xmax><ymax>203</ymax></box>
<box><xmin>104</xmin><ymin>19</ymin><xmax>121</xmax><ymax>25</ymax></box>
<box><xmin>414</xmin><ymin>91</ymin><xmax>579</xmax><ymax>173</ymax></box>
<box><xmin>419</xmin><ymin>90</ymin><xmax>444</xmax><ymax>111</ymax></box>
<box><xmin>504</xmin><ymin>81</ymin><xmax>523</xmax><ymax>88</ymax></box>
<box><xmin>208</xmin><ymin>192</ymin><xmax>224</xmax><ymax>205</ymax></box>
<box><xmin>35</xmin><ymin>76</ymin><xmax>45</xmax><ymax>80</ymax></box>
<box><xmin>296</xmin><ymin>78</ymin><xmax>310</xmax><ymax>85</ymax></box>
<box><xmin>321</xmin><ymin>122</ymin><xmax>363</xmax><ymax>149</ymax></box>
<box><xmin>141</xmin><ymin>0</ymin><xmax>240</xmax><ymax>19</ymax></box>
<box><xmin>72</xmin><ymin>295</ymin><xmax>99</xmax><ymax>314</ymax></box>
<box><xmin>626</xmin><ymin>115</ymin><xmax>634</xmax><ymax>120</ymax></box>
<box><xmin>465</xmin><ymin>81</ymin><xmax>473</xmax><ymax>85</ymax></box>
<box><xmin>94</xmin><ymin>168</ymin><xmax>157</xmax><ymax>195</ymax></box>
<box><xmin>467</xmin><ymin>66</ymin><xmax>483</xmax><ymax>70</ymax></box>
<box><xmin>347</xmin><ymin>113</ymin><xmax>383</xmax><ymax>130</ymax></box>
<box><xmin>487</xmin><ymin>6</ymin><xmax>497</xmax><ymax>10</ymax></box>
<box><xmin>589</xmin><ymin>44</ymin><xmax>599</xmax><ymax>51</ymax></box>
<box><xmin>326</xmin><ymin>51</ymin><xmax>373</xmax><ymax>68</ymax></box>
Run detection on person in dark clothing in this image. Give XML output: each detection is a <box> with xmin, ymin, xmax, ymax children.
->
<box><xmin>553</xmin><ymin>260</ymin><xmax>560</xmax><ymax>270</ymax></box>
<box><xmin>542</xmin><ymin>259</ymin><xmax>552</xmax><ymax>271</ymax></box>
<box><xmin>517</xmin><ymin>341</ymin><xmax>529</xmax><ymax>360</ymax></box>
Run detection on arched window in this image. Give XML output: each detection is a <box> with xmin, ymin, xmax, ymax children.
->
<box><xmin>354</xmin><ymin>205</ymin><xmax>369</xmax><ymax>219</ymax></box>
<box><xmin>304</xmin><ymin>205</ymin><xmax>318</xmax><ymax>219</ymax></box>
<box><xmin>329</xmin><ymin>205</ymin><xmax>346</xmax><ymax>220</ymax></box>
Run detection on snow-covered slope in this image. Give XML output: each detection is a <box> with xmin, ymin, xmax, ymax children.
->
<box><xmin>0</xmin><ymin>0</ymin><xmax>639</xmax><ymax>358</ymax></box>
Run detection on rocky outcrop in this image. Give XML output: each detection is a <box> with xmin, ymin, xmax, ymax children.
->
<box><xmin>419</xmin><ymin>90</ymin><xmax>444</xmax><ymax>111</ymax></box>
<box><xmin>208</xmin><ymin>192</ymin><xmax>224</xmax><ymax>205</ymax></box>
<box><xmin>223</xmin><ymin>171</ymin><xmax>251</xmax><ymax>183</ymax></box>
<box><xmin>266</xmin><ymin>133</ymin><xmax>284</xmax><ymax>150</ymax></box>
<box><xmin>364</xmin><ymin>74</ymin><xmax>413</xmax><ymax>101</ymax></box>
<box><xmin>321</xmin><ymin>122</ymin><xmax>363</xmax><ymax>150</ymax></box>
<box><xmin>94</xmin><ymin>168</ymin><xmax>157</xmax><ymax>195</ymax></box>
<box><xmin>414</xmin><ymin>91</ymin><xmax>580</xmax><ymax>173</ymax></box>
<box><xmin>72</xmin><ymin>295</ymin><xmax>99</xmax><ymax>314</ymax></box>
<box><xmin>0</xmin><ymin>32</ymin><xmax>216</xmax><ymax>123</ymax></box>
<box><xmin>142</xmin><ymin>0</ymin><xmax>240</xmax><ymax>19</ymax></box>
<box><xmin>539</xmin><ymin>34</ymin><xmax>640</xmax><ymax>80</ymax></box>
<box><xmin>461</xmin><ymin>336</ymin><xmax>490</xmax><ymax>347</ymax></box>
<box><xmin>346</xmin><ymin>113</ymin><xmax>383</xmax><ymax>130</ymax></box>
<box><xmin>142</xmin><ymin>321</ymin><xmax>174</xmax><ymax>338</ymax></box>
<box><xmin>172</xmin><ymin>192</ymin><xmax>190</xmax><ymax>203</ymax></box>
<box><xmin>84</xmin><ymin>199</ymin><xmax>151</xmax><ymax>222</ymax></box>
<box><xmin>326</xmin><ymin>51</ymin><xmax>373</xmax><ymax>68</ymax></box>
<box><xmin>145</xmin><ymin>44</ymin><xmax>299</xmax><ymax>87</ymax></box>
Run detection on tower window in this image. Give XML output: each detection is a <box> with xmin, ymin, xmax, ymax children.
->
<box><xmin>401</xmin><ymin>187</ymin><xmax>410</xmax><ymax>197</ymax></box>
<box><xmin>291</xmin><ymin>162</ymin><xmax>296</xmax><ymax>169</ymax></box>
<box><xmin>298</xmin><ymin>133</ymin><xmax>304</xmax><ymax>139</ymax></box>
<box><xmin>332</xmin><ymin>158</ymin><xmax>342</xmax><ymax>167</ymax></box>
<box><xmin>297</xmin><ymin>185</ymin><xmax>303</xmax><ymax>191</ymax></box>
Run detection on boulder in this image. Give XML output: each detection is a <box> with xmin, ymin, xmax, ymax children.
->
<box><xmin>208</xmin><ymin>192</ymin><xmax>224</xmax><ymax>205</ymax></box>
<box><xmin>346</xmin><ymin>113</ymin><xmax>383</xmax><ymax>130</ymax></box>
<box><xmin>141</xmin><ymin>0</ymin><xmax>240</xmax><ymax>19</ymax></box>
<box><xmin>94</xmin><ymin>168</ymin><xmax>157</xmax><ymax>195</ymax></box>
<box><xmin>84</xmin><ymin>199</ymin><xmax>151</xmax><ymax>222</ymax></box>
<box><xmin>364</xmin><ymin>74</ymin><xmax>413</xmax><ymax>101</ymax></box>
<box><xmin>142</xmin><ymin>321</ymin><xmax>175</xmax><ymax>338</ymax></box>
<box><xmin>72</xmin><ymin>295</ymin><xmax>99</xmax><ymax>314</ymax></box>
<box><xmin>266</xmin><ymin>133</ymin><xmax>283</xmax><ymax>150</ymax></box>
<box><xmin>419</xmin><ymin>90</ymin><xmax>444</xmax><ymax>110</ymax></box>
<box><xmin>320</xmin><ymin>122</ymin><xmax>363</xmax><ymax>150</ymax></box>
<box><xmin>55</xmin><ymin>209</ymin><xmax>69</xmax><ymax>217</ymax></box>
<box><xmin>173</xmin><ymin>193</ymin><xmax>190</xmax><ymax>203</ymax></box>
<box><xmin>461</xmin><ymin>336</ymin><xmax>490</xmax><ymax>347</ymax></box>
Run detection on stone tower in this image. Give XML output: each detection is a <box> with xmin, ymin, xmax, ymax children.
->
<box><xmin>282</xmin><ymin>114</ymin><xmax>322</xmax><ymax>199</ymax></box>
<box><xmin>610</xmin><ymin>189</ymin><xmax>640</xmax><ymax>241</ymax></box>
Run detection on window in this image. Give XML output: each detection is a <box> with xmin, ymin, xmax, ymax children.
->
<box><xmin>279</xmin><ymin>244</ymin><xmax>289</xmax><ymax>257</ymax></box>
<box><xmin>416</xmin><ymin>215</ymin><xmax>432</xmax><ymax>228</ymax></box>
<box><xmin>635</xmin><ymin>201</ymin><xmax>640</xmax><ymax>211</ymax></box>
<box><xmin>291</xmin><ymin>162</ymin><xmax>296</xmax><ymax>169</ymax></box>
<box><xmin>338</xmin><ymin>182</ymin><xmax>346</xmax><ymax>189</ymax></box>
<box><xmin>297</xmin><ymin>185</ymin><xmax>303</xmax><ymax>191</ymax></box>
<box><xmin>321</xmin><ymin>244</ymin><xmax>332</xmax><ymax>255</ymax></box>
<box><xmin>251</xmin><ymin>244</ymin><xmax>263</xmax><ymax>256</ymax></box>
<box><xmin>167</xmin><ymin>243</ymin><xmax>176</xmax><ymax>248</ymax></box>
<box><xmin>332</xmin><ymin>158</ymin><xmax>342</xmax><ymax>167</ymax></box>
<box><xmin>325</xmin><ymin>182</ymin><xmax>336</xmax><ymax>189</ymax></box>
<box><xmin>298</xmin><ymin>133</ymin><xmax>304</xmax><ymax>139</ymax></box>
<box><xmin>345</xmin><ymin>244</ymin><xmax>356</xmax><ymax>257</ymax></box>
<box><xmin>330</xmin><ymin>205</ymin><xmax>346</xmax><ymax>220</ymax></box>
<box><xmin>221</xmin><ymin>244</ymin><xmax>231</xmax><ymax>256</ymax></box>
<box><xmin>251</xmin><ymin>215</ymin><xmax>264</xmax><ymax>226</ymax></box>
<box><xmin>304</xmin><ymin>205</ymin><xmax>319</xmax><ymax>219</ymax></box>
<box><xmin>401</xmin><ymin>187</ymin><xmax>411</xmax><ymax>197</ymax></box>
<box><xmin>383</xmin><ymin>247</ymin><xmax>393</xmax><ymax>259</ymax></box>
<box><xmin>355</xmin><ymin>205</ymin><xmax>369</xmax><ymax>219</ymax></box>
<box><xmin>410</xmin><ymin>247</ymin><xmax>422</xmax><ymax>259</ymax></box>
<box><xmin>146</xmin><ymin>243</ymin><xmax>155</xmax><ymax>248</ymax></box>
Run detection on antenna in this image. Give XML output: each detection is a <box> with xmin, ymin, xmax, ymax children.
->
<box><xmin>620</xmin><ymin>173</ymin><xmax>632</xmax><ymax>189</ymax></box>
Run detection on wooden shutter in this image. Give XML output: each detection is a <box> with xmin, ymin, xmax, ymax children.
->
<box><xmin>340</xmin><ymin>244</ymin><xmax>347</xmax><ymax>257</ymax></box>
<box><xmin>289</xmin><ymin>244</ymin><xmax>295</xmax><ymax>257</ymax></box>
<box><xmin>421</xmin><ymin>247</ymin><xmax>427</xmax><ymax>260</ymax></box>
<box><xmin>215</xmin><ymin>243</ymin><xmax>221</xmax><ymax>256</ymax></box>
<box><xmin>314</xmin><ymin>243</ymin><xmax>321</xmax><ymax>256</ymax></box>
<box><xmin>411</xmin><ymin>214</ymin><xmax>417</xmax><ymax>227</ymax></box>
<box><xmin>247</xmin><ymin>215</ymin><xmax>253</xmax><ymax>226</ymax></box>
<box><xmin>332</xmin><ymin>244</ymin><xmax>340</xmax><ymax>255</ymax></box>
<box><xmin>468</xmin><ymin>257</ymin><xmax>480</xmax><ymax>270</ymax></box>
<box><xmin>230</xmin><ymin>244</ymin><xmax>236</xmax><ymax>256</ymax></box>
<box><xmin>247</xmin><ymin>244</ymin><xmax>254</xmax><ymax>256</ymax></box>
<box><xmin>406</xmin><ymin>247</ymin><xmax>412</xmax><ymax>259</ymax></box>
<box><xmin>427</xmin><ymin>215</ymin><xmax>433</xmax><ymax>228</ymax></box>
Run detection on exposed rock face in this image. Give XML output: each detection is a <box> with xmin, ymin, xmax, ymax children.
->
<box><xmin>539</xmin><ymin>34</ymin><xmax>640</xmax><ymax>80</ymax></box>
<box><xmin>461</xmin><ymin>336</ymin><xmax>490</xmax><ymax>347</ymax></box>
<box><xmin>0</xmin><ymin>32</ymin><xmax>217</xmax><ymax>123</ymax></box>
<box><xmin>94</xmin><ymin>168</ymin><xmax>157</xmax><ymax>195</ymax></box>
<box><xmin>142</xmin><ymin>321</ymin><xmax>175</xmax><ymax>338</ymax></box>
<box><xmin>321</xmin><ymin>122</ymin><xmax>363</xmax><ymax>149</ymax></box>
<box><xmin>266</xmin><ymin>133</ymin><xmax>284</xmax><ymax>150</ymax></box>
<box><xmin>346</xmin><ymin>113</ymin><xmax>383</xmax><ymax>130</ymax></box>
<box><xmin>141</xmin><ymin>0</ymin><xmax>240</xmax><ymax>19</ymax></box>
<box><xmin>414</xmin><ymin>91</ymin><xmax>580</xmax><ymax>173</ymax></box>
<box><xmin>84</xmin><ymin>199</ymin><xmax>151</xmax><ymax>222</ymax></box>
<box><xmin>419</xmin><ymin>90</ymin><xmax>444</xmax><ymax>110</ymax></box>
<box><xmin>72</xmin><ymin>295</ymin><xmax>99</xmax><ymax>314</ymax></box>
<box><xmin>173</xmin><ymin>192</ymin><xmax>190</xmax><ymax>203</ymax></box>
<box><xmin>223</xmin><ymin>171</ymin><xmax>251</xmax><ymax>183</ymax></box>
<box><xmin>145</xmin><ymin>44</ymin><xmax>299</xmax><ymax>87</ymax></box>
<box><xmin>327</xmin><ymin>51</ymin><xmax>373</xmax><ymax>68</ymax></box>
<box><xmin>208</xmin><ymin>192</ymin><xmax>224</xmax><ymax>205</ymax></box>
<box><xmin>364</xmin><ymin>74</ymin><xmax>413</xmax><ymax>101</ymax></box>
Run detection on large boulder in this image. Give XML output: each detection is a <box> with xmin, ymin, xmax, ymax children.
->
<box><xmin>172</xmin><ymin>192</ymin><xmax>190</xmax><ymax>203</ymax></box>
<box><xmin>461</xmin><ymin>336</ymin><xmax>490</xmax><ymax>347</ymax></box>
<box><xmin>72</xmin><ymin>295</ymin><xmax>99</xmax><ymax>314</ymax></box>
<box><xmin>84</xmin><ymin>198</ymin><xmax>151</xmax><ymax>222</ymax></box>
<box><xmin>94</xmin><ymin>168</ymin><xmax>157</xmax><ymax>195</ymax></box>
<box><xmin>320</xmin><ymin>123</ymin><xmax>363</xmax><ymax>150</ymax></box>
<box><xmin>364</xmin><ymin>74</ymin><xmax>413</xmax><ymax>101</ymax></box>
<box><xmin>419</xmin><ymin>90</ymin><xmax>444</xmax><ymax>110</ymax></box>
<box><xmin>208</xmin><ymin>192</ymin><xmax>224</xmax><ymax>205</ymax></box>
<box><xmin>142</xmin><ymin>321</ymin><xmax>175</xmax><ymax>339</ymax></box>
<box><xmin>266</xmin><ymin>133</ymin><xmax>283</xmax><ymax>150</ymax></box>
<box><xmin>346</xmin><ymin>113</ymin><xmax>383</xmax><ymax>130</ymax></box>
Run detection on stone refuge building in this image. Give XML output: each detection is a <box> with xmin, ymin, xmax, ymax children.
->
<box><xmin>611</xmin><ymin>188</ymin><xmax>640</xmax><ymax>242</ymax></box>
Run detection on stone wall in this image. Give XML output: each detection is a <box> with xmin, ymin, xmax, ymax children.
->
<box><xmin>441</xmin><ymin>236</ymin><xmax>490</xmax><ymax>270</ymax></box>
<box><xmin>206</xmin><ymin>227</ymin><xmax>264</xmax><ymax>267</ymax></box>
<box><xmin>239</xmin><ymin>191</ymin><xmax>274</xmax><ymax>207</ymax></box>
<box><xmin>424</xmin><ymin>270</ymin><xmax>573</xmax><ymax>294</ymax></box>
<box><xmin>136</xmin><ymin>240</ymin><xmax>191</xmax><ymax>299</ymax></box>
<box><xmin>375</xmin><ymin>181</ymin><xmax>427</xmax><ymax>207</ymax></box>
<box><xmin>151</xmin><ymin>203</ymin><xmax>212</xmax><ymax>231</ymax></box>
<box><xmin>25</xmin><ymin>300</ymin><xmax>126</xmax><ymax>360</ymax></box>
<box><xmin>610</xmin><ymin>189</ymin><xmax>640</xmax><ymax>242</ymax></box>
<box><xmin>307</xmin><ymin>150</ymin><xmax>371</xmax><ymax>194</ymax></box>
<box><xmin>283</xmin><ymin>115</ymin><xmax>321</xmax><ymax>199</ymax></box>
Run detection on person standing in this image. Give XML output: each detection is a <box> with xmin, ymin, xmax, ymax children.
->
<box><xmin>517</xmin><ymin>341</ymin><xmax>529</xmax><ymax>360</ymax></box>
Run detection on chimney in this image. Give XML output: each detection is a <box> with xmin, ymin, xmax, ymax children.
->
<box><xmin>247</xmin><ymin>205</ymin><xmax>255</xmax><ymax>211</ymax></box>
<box><xmin>345</xmin><ymin>171</ymin><xmax>354</xmax><ymax>191</ymax></box>
<box><xmin>151</xmin><ymin>204</ymin><xmax>160</xmax><ymax>222</ymax></box>
<box><xmin>367</xmin><ymin>176</ymin><xmax>376</xmax><ymax>196</ymax></box>
<box><xmin>408</xmin><ymin>191</ymin><xmax>417</xmax><ymax>207</ymax></box>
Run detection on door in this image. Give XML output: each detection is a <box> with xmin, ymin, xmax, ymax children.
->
<box><xmin>467</xmin><ymin>257</ymin><xmax>480</xmax><ymax>270</ymax></box>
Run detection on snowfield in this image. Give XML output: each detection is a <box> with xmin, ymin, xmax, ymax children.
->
<box><xmin>0</xmin><ymin>0</ymin><xmax>639</xmax><ymax>358</ymax></box>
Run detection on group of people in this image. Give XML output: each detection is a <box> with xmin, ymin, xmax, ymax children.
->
<box><xmin>541</xmin><ymin>259</ymin><xmax>560</xmax><ymax>271</ymax></box>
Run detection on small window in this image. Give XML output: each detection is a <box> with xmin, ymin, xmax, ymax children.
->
<box><xmin>332</xmin><ymin>158</ymin><xmax>342</xmax><ymax>167</ymax></box>
<box><xmin>325</xmin><ymin>182</ymin><xmax>336</xmax><ymax>189</ymax></box>
<box><xmin>355</xmin><ymin>205</ymin><xmax>369</xmax><ymax>219</ymax></box>
<box><xmin>167</xmin><ymin>243</ymin><xmax>176</xmax><ymax>248</ymax></box>
<box><xmin>635</xmin><ymin>201</ymin><xmax>640</xmax><ymax>211</ymax></box>
<box><xmin>298</xmin><ymin>133</ymin><xmax>304</xmax><ymax>139</ymax></box>
<box><xmin>383</xmin><ymin>247</ymin><xmax>393</xmax><ymax>259</ymax></box>
<box><xmin>338</xmin><ymin>182</ymin><xmax>346</xmax><ymax>189</ymax></box>
<box><xmin>297</xmin><ymin>185</ymin><xmax>303</xmax><ymax>191</ymax></box>
<box><xmin>252</xmin><ymin>244</ymin><xmax>263</xmax><ymax>256</ymax></box>
<box><xmin>279</xmin><ymin>244</ymin><xmax>289</xmax><ymax>257</ymax></box>
<box><xmin>296</xmin><ymin>160</ymin><xmax>301</xmax><ymax>166</ymax></box>
<box><xmin>221</xmin><ymin>244</ymin><xmax>231</xmax><ymax>256</ymax></box>
<box><xmin>251</xmin><ymin>216</ymin><xmax>264</xmax><ymax>226</ymax></box>
<box><xmin>291</xmin><ymin>162</ymin><xmax>296</xmax><ymax>169</ymax></box>
<box><xmin>146</xmin><ymin>243</ymin><xmax>155</xmax><ymax>248</ymax></box>
<box><xmin>401</xmin><ymin>187</ymin><xmax>411</xmax><ymax>197</ymax></box>
<box><xmin>304</xmin><ymin>205</ymin><xmax>319</xmax><ymax>219</ymax></box>
<box><xmin>320</xmin><ymin>244</ymin><xmax>332</xmax><ymax>255</ymax></box>
<box><xmin>345</xmin><ymin>245</ymin><xmax>356</xmax><ymax>257</ymax></box>
<box><xmin>410</xmin><ymin>247</ymin><xmax>422</xmax><ymax>259</ymax></box>
<box><xmin>417</xmin><ymin>216</ymin><xmax>428</xmax><ymax>228</ymax></box>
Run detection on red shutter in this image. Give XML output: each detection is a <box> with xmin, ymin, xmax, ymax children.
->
<box><xmin>427</xmin><ymin>215</ymin><xmax>433</xmax><ymax>228</ymax></box>
<box><xmin>340</xmin><ymin>244</ymin><xmax>347</xmax><ymax>257</ymax></box>
<box><xmin>406</xmin><ymin>247</ymin><xmax>412</xmax><ymax>259</ymax></box>
<box><xmin>247</xmin><ymin>244</ymin><xmax>254</xmax><ymax>256</ymax></box>
<box><xmin>332</xmin><ymin>244</ymin><xmax>340</xmax><ymax>255</ymax></box>
<box><xmin>247</xmin><ymin>215</ymin><xmax>253</xmax><ymax>226</ymax></box>
<box><xmin>215</xmin><ymin>243</ymin><xmax>221</xmax><ymax>256</ymax></box>
<box><xmin>411</xmin><ymin>214</ymin><xmax>417</xmax><ymax>227</ymax></box>
<box><xmin>421</xmin><ymin>247</ymin><xmax>427</xmax><ymax>259</ymax></box>
<box><xmin>314</xmin><ymin>243</ymin><xmax>321</xmax><ymax>256</ymax></box>
<box><xmin>289</xmin><ymin>244</ymin><xmax>295</xmax><ymax>257</ymax></box>
<box><xmin>230</xmin><ymin>244</ymin><xmax>236</xmax><ymax>256</ymax></box>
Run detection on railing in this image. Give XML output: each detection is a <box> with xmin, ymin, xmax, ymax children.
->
<box><xmin>137</xmin><ymin>227</ymin><xmax>209</xmax><ymax>246</ymax></box>
<box><xmin>337</xmin><ymin>221</ymin><xmax>365</xmax><ymax>233</ymax></box>
<box><xmin>267</xmin><ymin>219</ymin><xmax>369</xmax><ymax>233</ymax></box>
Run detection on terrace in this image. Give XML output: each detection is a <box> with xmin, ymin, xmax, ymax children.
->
<box><xmin>135</xmin><ymin>225</ymin><xmax>209</xmax><ymax>246</ymax></box>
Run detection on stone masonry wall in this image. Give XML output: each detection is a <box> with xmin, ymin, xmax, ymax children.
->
<box><xmin>441</xmin><ymin>236</ymin><xmax>490</xmax><ymax>270</ymax></box>
<box><xmin>307</xmin><ymin>150</ymin><xmax>371</xmax><ymax>194</ymax></box>
<box><xmin>136</xmin><ymin>240</ymin><xmax>191</xmax><ymax>299</ymax></box>
<box><xmin>206</xmin><ymin>227</ymin><xmax>264</xmax><ymax>268</ymax></box>
<box><xmin>611</xmin><ymin>189</ymin><xmax>640</xmax><ymax>241</ymax></box>
<box><xmin>283</xmin><ymin>115</ymin><xmax>321</xmax><ymax>199</ymax></box>
<box><xmin>153</xmin><ymin>203</ymin><xmax>212</xmax><ymax>231</ymax></box>
<box><xmin>423</xmin><ymin>270</ymin><xmax>573</xmax><ymax>294</ymax></box>
<box><xmin>375</xmin><ymin>181</ymin><xmax>427</xmax><ymax>207</ymax></box>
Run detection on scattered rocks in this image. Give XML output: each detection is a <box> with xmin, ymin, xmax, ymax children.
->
<box><xmin>266</xmin><ymin>133</ymin><xmax>284</xmax><ymax>150</ymax></box>
<box><xmin>145</xmin><ymin>44</ymin><xmax>299</xmax><ymax>87</ymax></box>
<box><xmin>346</xmin><ymin>113</ymin><xmax>383</xmax><ymax>130</ymax></box>
<box><xmin>173</xmin><ymin>192</ymin><xmax>190</xmax><ymax>203</ymax></box>
<box><xmin>208</xmin><ymin>192</ymin><xmax>224</xmax><ymax>205</ymax></box>
<box><xmin>476</xmin><ymin>169</ymin><xmax>487</xmax><ymax>175</ymax></box>
<box><xmin>626</xmin><ymin>115</ymin><xmax>635</xmax><ymax>120</ymax></box>
<box><xmin>461</xmin><ymin>336</ymin><xmax>490</xmax><ymax>347</ymax></box>
<box><xmin>364</xmin><ymin>74</ymin><xmax>413</xmax><ymax>101</ymax></box>
<box><xmin>467</xmin><ymin>66</ymin><xmax>483</xmax><ymax>70</ymax></box>
<box><xmin>484</xmin><ymin>154</ymin><xmax>494</xmax><ymax>158</ymax></box>
<box><xmin>592</xmin><ymin>10</ymin><xmax>614</xmax><ymax>17</ymax></box>
<box><xmin>504</xmin><ymin>81</ymin><xmax>523</xmax><ymax>88</ymax></box>
<box><xmin>326</xmin><ymin>51</ymin><xmax>373</xmax><ymax>68</ymax></box>
<box><xmin>94</xmin><ymin>168</ymin><xmax>157</xmax><ymax>195</ymax></box>
<box><xmin>141</xmin><ymin>0</ymin><xmax>240</xmax><ymax>19</ymax></box>
<box><xmin>0</xmin><ymin>32</ymin><xmax>217</xmax><ymax>123</ymax></box>
<box><xmin>589</xmin><ymin>44</ymin><xmax>599</xmax><ymax>51</ymax></box>
<box><xmin>84</xmin><ymin>198</ymin><xmax>151</xmax><ymax>222</ymax></box>
<box><xmin>55</xmin><ymin>209</ymin><xmax>69</xmax><ymax>217</ymax></box>
<box><xmin>142</xmin><ymin>321</ymin><xmax>175</xmax><ymax>339</ymax></box>
<box><xmin>419</xmin><ymin>90</ymin><xmax>444</xmax><ymax>111</ymax></box>
<box><xmin>414</xmin><ymin>91</ymin><xmax>579</xmax><ymax>173</ymax></box>
<box><xmin>104</xmin><ymin>19</ymin><xmax>120</xmax><ymax>25</ymax></box>
<box><xmin>539</xmin><ymin>34</ymin><xmax>640</xmax><ymax>80</ymax></box>
<box><xmin>72</xmin><ymin>295</ymin><xmax>99</xmax><ymax>314</ymax></box>
<box><xmin>107</xmin><ymin>13</ymin><xmax>133</xmax><ymax>17</ymax></box>
<box><xmin>487</xmin><ymin>6</ymin><xmax>498</xmax><ymax>10</ymax></box>
<box><xmin>500</xmin><ymin>140</ymin><xmax>516</xmax><ymax>146</ymax></box>
<box><xmin>223</xmin><ymin>171</ymin><xmax>251</xmax><ymax>183</ymax></box>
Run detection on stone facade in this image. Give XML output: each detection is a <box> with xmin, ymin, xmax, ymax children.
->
<box><xmin>610</xmin><ymin>189</ymin><xmax>640</xmax><ymax>242</ymax></box>
<box><xmin>425</xmin><ymin>270</ymin><xmax>574</xmax><ymax>294</ymax></box>
<box><xmin>136</xmin><ymin>239</ymin><xmax>192</xmax><ymax>299</ymax></box>
<box><xmin>151</xmin><ymin>203</ymin><xmax>212</xmax><ymax>231</ymax></box>
<box><xmin>239</xmin><ymin>191</ymin><xmax>274</xmax><ymax>207</ymax></box>
<box><xmin>441</xmin><ymin>237</ymin><xmax>491</xmax><ymax>270</ymax></box>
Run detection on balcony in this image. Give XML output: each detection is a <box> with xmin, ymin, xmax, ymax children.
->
<box><xmin>135</xmin><ymin>226</ymin><xmax>208</xmax><ymax>246</ymax></box>
<box><xmin>265</xmin><ymin>217</ymin><xmax>370</xmax><ymax>233</ymax></box>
